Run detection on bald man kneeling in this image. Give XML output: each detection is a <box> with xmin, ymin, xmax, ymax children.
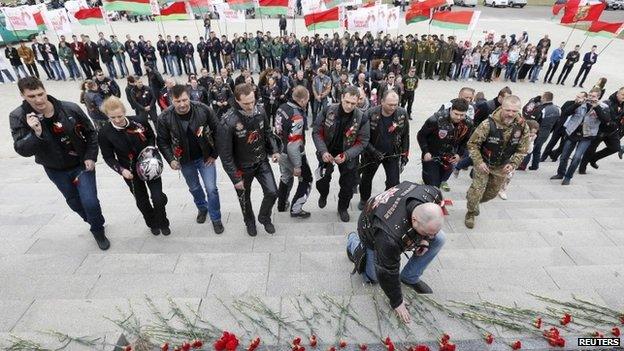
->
<box><xmin>346</xmin><ymin>181</ymin><xmax>446</xmax><ymax>324</ymax></box>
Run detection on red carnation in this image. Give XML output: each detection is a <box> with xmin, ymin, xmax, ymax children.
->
<box><xmin>384</xmin><ymin>337</ymin><xmax>395</xmax><ymax>351</ymax></box>
<box><xmin>124</xmin><ymin>346</ymin><xmax>132</xmax><ymax>351</ymax></box>
<box><xmin>182</xmin><ymin>342</ymin><xmax>191</xmax><ymax>351</ymax></box>
<box><xmin>162</xmin><ymin>343</ymin><xmax>169</xmax><ymax>351</ymax></box>
<box><xmin>439</xmin><ymin>342</ymin><xmax>455</xmax><ymax>351</ymax></box>
<box><xmin>534</xmin><ymin>317</ymin><xmax>542</xmax><ymax>329</ymax></box>
<box><xmin>309</xmin><ymin>335</ymin><xmax>317</xmax><ymax>348</ymax></box>
<box><xmin>511</xmin><ymin>340</ymin><xmax>522</xmax><ymax>350</ymax></box>
<box><xmin>247</xmin><ymin>337</ymin><xmax>260</xmax><ymax>351</ymax></box>
<box><xmin>410</xmin><ymin>346</ymin><xmax>431</xmax><ymax>351</ymax></box>
<box><xmin>620</xmin><ymin>315</ymin><xmax>624</xmax><ymax>324</ymax></box>
<box><xmin>560</xmin><ymin>313</ymin><xmax>572</xmax><ymax>326</ymax></box>
<box><xmin>339</xmin><ymin>340</ymin><xmax>347</xmax><ymax>348</ymax></box>
<box><xmin>327</xmin><ymin>347</ymin><xmax>336</xmax><ymax>351</ymax></box>
<box><xmin>440</xmin><ymin>333</ymin><xmax>450</xmax><ymax>343</ymax></box>
<box><xmin>52</xmin><ymin>121</ymin><xmax>64</xmax><ymax>134</ymax></box>
<box><xmin>613</xmin><ymin>327</ymin><xmax>621</xmax><ymax>337</ymax></box>
<box><xmin>173</xmin><ymin>145</ymin><xmax>184</xmax><ymax>159</ymax></box>
<box><xmin>484</xmin><ymin>333</ymin><xmax>494</xmax><ymax>345</ymax></box>
<box><xmin>293</xmin><ymin>337</ymin><xmax>302</xmax><ymax>346</ymax></box>
<box><xmin>593</xmin><ymin>331</ymin><xmax>605</xmax><ymax>338</ymax></box>
<box><xmin>359</xmin><ymin>344</ymin><xmax>368</xmax><ymax>351</ymax></box>
<box><xmin>192</xmin><ymin>339</ymin><xmax>203</xmax><ymax>349</ymax></box>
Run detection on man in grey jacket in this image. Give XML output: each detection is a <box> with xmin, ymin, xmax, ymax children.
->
<box><xmin>527</xmin><ymin>92</ymin><xmax>561</xmax><ymax>170</ymax></box>
<box><xmin>551</xmin><ymin>88</ymin><xmax>609</xmax><ymax>185</ymax></box>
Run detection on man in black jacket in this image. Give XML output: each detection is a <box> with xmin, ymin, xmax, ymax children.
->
<box><xmin>84</xmin><ymin>35</ymin><xmax>102</xmax><ymax>73</ymax></box>
<box><xmin>157</xmin><ymin>84</ymin><xmax>224</xmax><ymax>233</ymax></box>
<box><xmin>5</xmin><ymin>45</ymin><xmax>28</xmax><ymax>79</ymax></box>
<box><xmin>541</xmin><ymin>93</ymin><xmax>586</xmax><ymax>162</ymax></box>
<box><xmin>573</xmin><ymin>45</ymin><xmax>598</xmax><ymax>88</ymax></box>
<box><xmin>417</xmin><ymin>99</ymin><xmax>472</xmax><ymax>188</ymax></box>
<box><xmin>579</xmin><ymin>87</ymin><xmax>624</xmax><ymax>173</ymax></box>
<box><xmin>358</xmin><ymin>91</ymin><xmax>409</xmax><ymax>210</ymax></box>
<box><xmin>94</xmin><ymin>70</ymin><xmax>121</xmax><ymax>98</ymax></box>
<box><xmin>313</xmin><ymin>86</ymin><xmax>370</xmax><ymax>222</ymax></box>
<box><xmin>346</xmin><ymin>181</ymin><xmax>446</xmax><ymax>324</ymax></box>
<box><xmin>524</xmin><ymin>92</ymin><xmax>561</xmax><ymax>170</ymax></box>
<box><xmin>216</xmin><ymin>83</ymin><xmax>281</xmax><ymax>237</ymax></box>
<box><xmin>10</xmin><ymin>77</ymin><xmax>108</xmax><ymax>250</ymax></box>
<box><xmin>473</xmin><ymin>86</ymin><xmax>512</xmax><ymax>126</ymax></box>
<box><xmin>31</xmin><ymin>38</ymin><xmax>53</xmax><ymax>80</ymax></box>
<box><xmin>279</xmin><ymin>15</ymin><xmax>287</xmax><ymax>37</ymax></box>
<box><xmin>156</xmin><ymin>34</ymin><xmax>169</xmax><ymax>75</ymax></box>
<box><xmin>275</xmin><ymin>86</ymin><xmax>312</xmax><ymax>218</ymax></box>
<box><xmin>131</xmin><ymin>79</ymin><xmax>157</xmax><ymax>124</ymax></box>
<box><xmin>557</xmin><ymin>45</ymin><xmax>580</xmax><ymax>85</ymax></box>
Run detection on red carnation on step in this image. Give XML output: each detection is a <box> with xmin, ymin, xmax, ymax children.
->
<box><xmin>359</xmin><ymin>344</ymin><xmax>368</xmax><ymax>350</ymax></box>
<box><xmin>593</xmin><ymin>331</ymin><xmax>605</xmax><ymax>338</ymax></box>
<box><xmin>181</xmin><ymin>342</ymin><xmax>191</xmax><ymax>351</ymax></box>
<box><xmin>534</xmin><ymin>317</ymin><xmax>542</xmax><ymax>329</ymax></box>
<box><xmin>191</xmin><ymin>339</ymin><xmax>203</xmax><ymax>349</ymax></box>
<box><xmin>511</xmin><ymin>340</ymin><xmax>522</xmax><ymax>350</ymax></box>
<box><xmin>327</xmin><ymin>347</ymin><xmax>336</xmax><ymax>351</ymax></box>
<box><xmin>384</xmin><ymin>336</ymin><xmax>395</xmax><ymax>351</ymax></box>
<box><xmin>439</xmin><ymin>342</ymin><xmax>455</xmax><ymax>351</ymax></box>
<box><xmin>247</xmin><ymin>337</ymin><xmax>260</xmax><ymax>351</ymax></box>
<box><xmin>613</xmin><ymin>327</ymin><xmax>621</xmax><ymax>337</ymax></box>
<box><xmin>560</xmin><ymin>313</ymin><xmax>572</xmax><ymax>326</ymax></box>
<box><xmin>440</xmin><ymin>333</ymin><xmax>451</xmax><ymax>343</ymax></box>
<box><xmin>161</xmin><ymin>343</ymin><xmax>169</xmax><ymax>351</ymax></box>
<box><xmin>410</xmin><ymin>346</ymin><xmax>431</xmax><ymax>351</ymax></box>
<box><xmin>309</xmin><ymin>335</ymin><xmax>317</xmax><ymax>348</ymax></box>
<box><xmin>339</xmin><ymin>340</ymin><xmax>347</xmax><ymax>348</ymax></box>
<box><xmin>124</xmin><ymin>346</ymin><xmax>132</xmax><ymax>351</ymax></box>
<box><xmin>484</xmin><ymin>333</ymin><xmax>494</xmax><ymax>344</ymax></box>
<box><xmin>293</xmin><ymin>337</ymin><xmax>302</xmax><ymax>346</ymax></box>
<box><xmin>214</xmin><ymin>332</ymin><xmax>239</xmax><ymax>351</ymax></box>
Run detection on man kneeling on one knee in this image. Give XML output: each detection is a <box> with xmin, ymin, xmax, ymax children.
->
<box><xmin>346</xmin><ymin>181</ymin><xmax>446</xmax><ymax>324</ymax></box>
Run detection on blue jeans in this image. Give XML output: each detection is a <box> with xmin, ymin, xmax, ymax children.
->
<box><xmin>166</xmin><ymin>55</ymin><xmax>179</xmax><ymax>76</ymax></box>
<box><xmin>64</xmin><ymin>59</ymin><xmax>82</xmax><ymax>79</ymax></box>
<box><xmin>0</xmin><ymin>69</ymin><xmax>15</xmax><ymax>83</ymax></box>
<box><xmin>347</xmin><ymin>231</ymin><xmax>445</xmax><ymax>284</ymax></box>
<box><xmin>49</xmin><ymin>60</ymin><xmax>66</xmax><ymax>80</ymax></box>
<box><xmin>180</xmin><ymin>158</ymin><xmax>221</xmax><ymax>221</ymax></box>
<box><xmin>12</xmin><ymin>65</ymin><xmax>28</xmax><ymax>79</ymax></box>
<box><xmin>44</xmin><ymin>166</ymin><xmax>105</xmax><ymax>232</ymax></box>
<box><xmin>105</xmin><ymin>61</ymin><xmax>117</xmax><ymax>79</ymax></box>
<box><xmin>557</xmin><ymin>138</ymin><xmax>592</xmax><ymax>180</ymax></box>
<box><xmin>115</xmin><ymin>55</ymin><xmax>128</xmax><ymax>76</ymax></box>
<box><xmin>530</xmin><ymin>65</ymin><xmax>542</xmax><ymax>82</ymax></box>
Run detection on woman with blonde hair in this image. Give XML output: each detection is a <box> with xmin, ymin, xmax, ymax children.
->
<box><xmin>592</xmin><ymin>77</ymin><xmax>607</xmax><ymax>99</ymax></box>
<box><xmin>97</xmin><ymin>96</ymin><xmax>171</xmax><ymax>236</ymax></box>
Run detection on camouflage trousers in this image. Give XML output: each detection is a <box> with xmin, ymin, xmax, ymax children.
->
<box><xmin>466</xmin><ymin>166</ymin><xmax>507</xmax><ymax>215</ymax></box>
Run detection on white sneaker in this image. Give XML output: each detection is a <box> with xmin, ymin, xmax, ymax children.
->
<box><xmin>498</xmin><ymin>190</ymin><xmax>508</xmax><ymax>200</ymax></box>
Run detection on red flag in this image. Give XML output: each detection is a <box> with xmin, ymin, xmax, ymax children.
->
<box><xmin>552</xmin><ymin>2</ymin><xmax>566</xmax><ymax>15</ymax></box>
<box><xmin>421</xmin><ymin>0</ymin><xmax>450</xmax><ymax>8</ymax></box>
<box><xmin>587</xmin><ymin>20</ymin><xmax>624</xmax><ymax>36</ymax></box>
<box><xmin>560</xmin><ymin>0</ymin><xmax>605</xmax><ymax>24</ymax></box>
<box><xmin>406</xmin><ymin>2</ymin><xmax>431</xmax><ymax>24</ymax></box>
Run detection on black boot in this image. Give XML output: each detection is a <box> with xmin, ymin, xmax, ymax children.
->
<box><xmin>91</xmin><ymin>229</ymin><xmax>110</xmax><ymax>251</ymax></box>
<box><xmin>277</xmin><ymin>180</ymin><xmax>292</xmax><ymax>212</ymax></box>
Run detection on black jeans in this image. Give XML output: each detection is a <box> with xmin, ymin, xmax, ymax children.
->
<box><xmin>38</xmin><ymin>60</ymin><xmax>53</xmax><ymax>79</ymax></box>
<box><xmin>235</xmin><ymin>161</ymin><xmax>278</xmax><ymax>225</ymax></box>
<box><xmin>422</xmin><ymin>159</ymin><xmax>453</xmax><ymax>188</ymax></box>
<box><xmin>78</xmin><ymin>60</ymin><xmax>92</xmax><ymax>79</ymax></box>
<box><xmin>542</xmin><ymin>126</ymin><xmax>566</xmax><ymax>161</ymax></box>
<box><xmin>316</xmin><ymin>158</ymin><xmax>357</xmax><ymax>211</ymax></box>
<box><xmin>277</xmin><ymin>155</ymin><xmax>313</xmax><ymax>214</ymax></box>
<box><xmin>557</xmin><ymin>64</ymin><xmax>573</xmax><ymax>84</ymax></box>
<box><xmin>574</xmin><ymin>63</ymin><xmax>592</xmax><ymax>86</ymax></box>
<box><xmin>359</xmin><ymin>155</ymin><xmax>400</xmax><ymax>203</ymax></box>
<box><xmin>125</xmin><ymin>177</ymin><xmax>169</xmax><ymax>229</ymax></box>
<box><xmin>25</xmin><ymin>62</ymin><xmax>39</xmax><ymax>78</ymax></box>
<box><xmin>402</xmin><ymin>90</ymin><xmax>415</xmax><ymax>117</ymax></box>
<box><xmin>544</xmin><ymin>61</ymin><xmax>559</xmax><ymax>83</ymax></box>
<box><xmin>580</xmin><ymin>131</ymin><xmax>622</xmax><ymax>170</ymax></box>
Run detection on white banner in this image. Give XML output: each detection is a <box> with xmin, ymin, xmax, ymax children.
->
<box><xmin>347</xmin><ymin>6</ymin><xmax>377</xmax><ymax>31</ymax></box>
<box><xmin>386</xmin><ymin>6</ymin><xmax>399</xmax><ymax>30</ymax></box>
<box><xmin>218</xmin><ymin>8</ymin><xmax>246</xmax><ymax>23</ymax></box>
<box><xmin>301</xmin><ymin>0</ymin><xmax>324</xmax><ymax>13</ymax></box>
<box><xmin>43</xmin><ymin>8</ymin><xmax>73</xmax><ymax>36</ymax></box>
<box><xmin>1</xmin><ymin>6</ymin><xmax>38</xmax><ymax>31</ymax></box>
<box><xmin>149</xmin><ymin>0</ymin><xmax>161</xmax><ymax>15</ymax></box>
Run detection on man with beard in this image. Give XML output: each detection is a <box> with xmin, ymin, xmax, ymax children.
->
<box><xmin>157</xmin><ymin>84</ymin><xmax>224</xmax><ymax>233</ymax></box>
<box><xmin>579</xmin><ymin>87</ymin><xmax>624</xmax><ymax>173</ymax></box>
<box><xmin>216</xmin><ymin>83</ymin><xmax>281</xmax><ymax>237</ymax></box>
<box><xmin>346</xmin><ymin>182</ymin><xmax>446</xmax><ymax>324</ymax></box>
<box><xmin>418</xmin><ymin>99</ymin><xmax>472</xmax><ymax>188</ymax></box>
<box><xmin>313</xmin><ymin>86</ymin><xmax>370</xmax><ymax>222</ymax></box>
<box><xmin>275</xmin><ymin>86</ymin><xmax>313</xmax><ymax>218</ymax></box>
<box><xmin>358</xmin><ymin>91</ymin><xmax>409</xmax><ymax>211</ymax></box>
<box><xmin>465</xmin><ymin>95</ymin><xmax>530</xmax><ymax>229</ymax></box>
<box><xmin>10</xmin><ymin>77</ymin><xmax>108</xmax><ymax>250</ymax></box>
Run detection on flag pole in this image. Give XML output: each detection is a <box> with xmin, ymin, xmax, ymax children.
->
<box><xmin>597</xmin><ymin>38</ymin><xmax>614</xmax><ymax>56</ymax></box>
<box><xmin>579</xmin><ymin>32</ymin><xmax>588</xmax><ymax>50</ymax></box>
<box><xmin>563</xmin><ymin>22</ymin><xmax>577</xmax><ymax>48</ymax></box>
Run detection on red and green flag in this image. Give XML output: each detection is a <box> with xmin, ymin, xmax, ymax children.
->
<box><xmin>406</xmin><ymin>2</ymin><xmax>431</xmax><ymax>24</ymax></box>
<box><xmin>304</xmin><ymin>7</ymin><xmax>339</xmax><ymax>30</ymax></box>
<box><xmin>323</xmin><ymin>0</ymin><xmax>340</xmax><ymax>9</ymax></box>
<box><xmin>227</xmin><ymin>0</ymin><xmax>255</xmax><ymax>10</ymax></box>
<box><xmin>187</xmin><ymin>0</ymin><xmax>211</xmax><ymax>14</ymax></box>
<box><xmin>586</xmin><ymin>20</ymin><xmax>624</xmax><ymax>37</ymax></box>
<box><xmin>257</xmin><ymin>0</ymin><xmax>289</xmax><ymax>16</ymax></box>
<box><xmin>103</xmin><ymin>0</ymin><xmax>152</xmax><ymax>15</ymax></box>
<box><xmin>155</xmin><ymin>1</ymin><xmax>190</xmax><ymax>20</ymax></box>
<box><xmin>560</xmin><ymin>0</ymin><xmax>605</xmax><ymax>24</ymax></box>
<box><xmin>74</xmin><ymin>7</ymin><xmax>106</xmax><ymax>25</ymax></box>
<box><xmin>430</xmin><ymin>10</ymin><xmax>480</xmax><ymax>30</ymax></box>
<box><xmin>421</xmin><ymin>0</ymin><xmax>451</xmax><ymax>8</ymax></box>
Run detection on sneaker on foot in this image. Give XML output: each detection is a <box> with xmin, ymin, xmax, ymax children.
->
<box><xmin>150</xmin><ymin>227</ymin><xmax>160</xmax><ymax>235</ymax></box>
<box><xmin>161</xmin><ymin>227</ymin><xmax>171</xmax><ymax>236</ymax></box>
<box><xmin>290</xmin><ymin>210</ymin><xmax>311</xmax><ymax>218</ymax></box>
<box><xmin>261</xmin><ymin>221</ymin><xmax>276</xmax><ymax>234</ymax></box>
<box><xmin>590</xmin><ymin>161</ymin><xmax>599</xmax><ymax>169</ymax></box>
<box><xmin>246</xmin><ymin>223</ymin><xmax>257</xmax><ymax>237</ymax></box>
<box><xmin>401</xmin><ymin>278</ymin><xmax>433</xmax><ymax>294</ymax></box>
<box><xmin>550</xmin><ymin>174</ymin><xmax>564</xmax><ymax>180</ymax></box>
<box><xmin>91</xmin><ymin>229</ymin><xmax>110</xmax><ymax>250</ymax></box>
<box><xmin>338</xmin><ymin>209</ymin><xmax>350</xmax><ymax>222</ymax></box>
<box><xmin>212</xmin><ymin>220</ymin><xmax>224</xmax><ymax>234</ymax></box>
<box><xmin>196</xmin><ymin>209</ymin><xmax>208</xmax><ymax>223</ymax></box>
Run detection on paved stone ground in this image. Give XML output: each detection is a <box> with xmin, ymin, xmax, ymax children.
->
<box><xmin>1</xmin><ymin>7</ymin><xmax>624</xmax><ymax>350</ymax></box>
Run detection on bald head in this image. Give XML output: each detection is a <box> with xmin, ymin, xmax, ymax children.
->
<box><xmin>412</xmin><ymin>203</ymin><xmax>444</xmax><ymax>237</ymax></box>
